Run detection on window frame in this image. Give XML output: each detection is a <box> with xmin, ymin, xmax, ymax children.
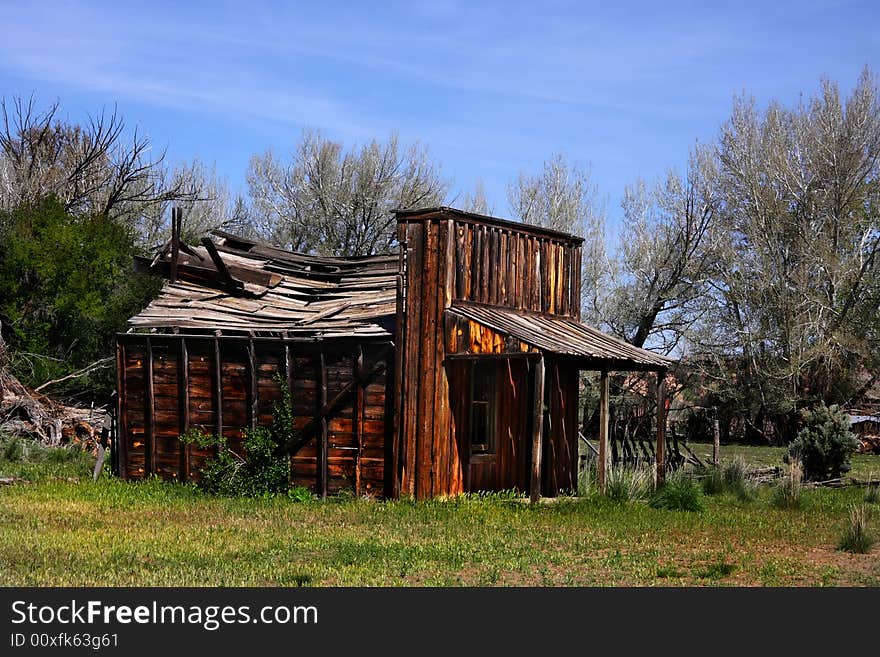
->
<box><xmin>468</xmin><ymin>361</ymin><xmax>496</xmax><ymax>455</ymax></box>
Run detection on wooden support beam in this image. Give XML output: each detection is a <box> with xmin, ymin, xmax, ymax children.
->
<box><xmin>318</xmin><ymin>350</ymin><xmax>328</xmax><ymax>499</ymax></box>
<box><xmin>284</xmin><ymin>342</ymin><xmax>294</xmax><ymax>402</ymax></box>
<box><xmin>180</xmin><ymin>337</ymin><xmax>190</xmax><ymax>481</ymax></box>
<box><xmin>416</xmin><ymin>221</ymin><xmax>439</xmax><ymax>499</ymax></box>
<box><xmin>392</xmin><ymin>286</ymin><xmax>404</xmax><ymax>498</ymax></box>
<box><xmin>248</xmin><ymin>337</ymin><xmax>257</xmax><ymax>431</ymax></box>
<box><xmin>213</xmin><ymin>336</ymin><xmax>223</xmax><ymax>447</ymax></box>
<box><xmin>529</xmin><ymin>353</ymin><xmax>546</xmax><ymax>504</ymax></box>
<box><xmin>170</xmin><ymin>207</ymin><xmax>180</xmax><ymax>284</ymax></box>
<box><xmin>445</xmin><ymin>352</ymin><xmax>543</xmax><ymax>362</ymax></box>
<box><xmin>284</xmin><ymin>341</ymin><xmax>294</xmax><ymax>488</ymax></box>
<box><xmin>115</xmin><ymin>340</ymin><xmax>126</xmax><ymax>478</ymax></box>
<box><xmin>145</xmin><ymin>337</ymin><xmax>155</xmax><ymax>476</ymax></box>
<box><xmin>597</xmin><ymin>368</ymin><xmax>610</xmax><ymax>495</ymax></box>
<box><xmin>392</xmin><ymin>221</ymin><xmax>407</xmax><ymax>499</ymax></box>
<box><xmin>656</xmin><ymin>371</ymin><xmax>667</xmax><ymax>487</ymax></box>
<box><xmin>355</xmin><ymin>345</ymin><xmax>364</xmax><ymax>496</ymax></box>
<box><xmin>201</xmin><ymin>237</ymin><xmax>243</xmax><ymax>289</ymax></box>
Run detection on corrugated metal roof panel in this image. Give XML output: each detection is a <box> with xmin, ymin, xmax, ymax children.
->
<box><xmin>448</xmin><ymin>303</ymin><xmax>672</xmax><ymax>369</ymax></box>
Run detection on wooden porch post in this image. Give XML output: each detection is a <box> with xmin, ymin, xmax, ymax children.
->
<box><xmin>529</xmin><ymin>353</ymin><xmax>546</xmax><ymax>504</ymax></box>
<box><xmin>597</xmin><ymin>368</ymin><xmax>610</xmax><ymax>495</ymax></box>
<box><xmin>318</xmin><ymin>350</ymin><xmax>329</xmax><ymax>499</ymax></box>
<box><xmin>655</xmin><ymin>370</ymin><xmax>667</xmax><ymax>487</ymax></box>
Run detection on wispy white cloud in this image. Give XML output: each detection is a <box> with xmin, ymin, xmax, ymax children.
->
<box><xmin>0</xmin><ymin>2</ymin><xmax>372</xmax><ymax>139</ymax></box>
<box><xmin>0</xmin><ymin>0</ymin><xmax>752</xmax><ymax>127</ymax></box>
<box><xmin>2</xmin><ymin>0</ymin><xmax>876</xmax><ymax>218</ymax></box>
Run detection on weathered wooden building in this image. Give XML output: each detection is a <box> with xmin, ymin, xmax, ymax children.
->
<box><xmin>116</xmin><ymin>207</ymin><xmax>671</xmax><ymax>499</ymax></box>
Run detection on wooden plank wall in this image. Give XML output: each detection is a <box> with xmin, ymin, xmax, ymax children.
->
<box><xmin>398</xmin><ymin>218</ymin><xmax>463</xmax><ymax>499</ymax></box>
<box><xmin>151</xmin><ymin>341</ymin><xmax>184</xmax><ymax>479</ymax></box>
<box><xmin>186</xmin><ymin>340</ymin><xmax>217</xmax><ymax>480</ymax></box>
<box><xmin>397</xmin><ymin>210</ymin><xmax>583</xmax><ymax>498</ymax></box>
<box><xmin>449</xmin><ymin>359</ymin><xmax>530</xmax><ymax>493</ymax></box>
<box><xmin>543</xmin><ymin>357</ymin><xmax>580</xmax><ymax>495</ymax></box>
<box><xmin>450</xmin><ymin>217</ymin><xmax>582</xmax><ymax>320</ymax></box>
<box><xmin>117</xmin><ymin>336</ymin><xmax>392</xmax><ymax>498</ymax></box>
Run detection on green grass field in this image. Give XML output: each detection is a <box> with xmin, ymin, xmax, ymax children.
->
<box><xmin>1</xmin><ymin>437</ymin><xmax>878</xmax><ymax>587</ymax></box>
<box><xmin>687</xmin><ymin>441</ymin><xmax>880</xmax><ymax>480</ymax></box>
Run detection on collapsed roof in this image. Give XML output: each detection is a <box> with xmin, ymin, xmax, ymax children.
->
<box><xmin>130</xmin><ymin>226</ymin><xmax>672</xmax><ymax>370</ymax></box>
<box><xmin>128</xmin><ymin>230</ymin><xmax>397</xmax><ymax>338</ymax></box>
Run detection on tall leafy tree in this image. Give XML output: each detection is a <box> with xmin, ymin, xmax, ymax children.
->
<box><xmin>506</xmin><ymin>153</ymin><xmax>608</xmax><ymax>328</ymax></box>
<box><xmin>247</xmin><ymin>130</ymin><xmax>449</xmax><ymax>256</ymax></box>
<box><xmin>0</xmin><ymin>197</ymin><xmax>161</xmax><ymax>393</ymax></box>
<box><xmin>0</xmin><ymin>95</ymin><xmax>199</xmax><ymax>238</ymax></box>
<box><xmin>695</xmin><ymin>68</ymin><xmax>880</xmax><ymax>435</ymax></box>
<box><xmin>601</xmin><ymin>146</ymin><xmax>720</xmax><ymax>352</ymax></box>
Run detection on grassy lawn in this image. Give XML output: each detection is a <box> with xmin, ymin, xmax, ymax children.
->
<box><xmin>1</xmin><ymin>438</ymin><xmax>879</xmax><ymax>587</ymax></box>
<box><xmin>687</xmin><ymin>441</ymin><xmax>880</xmax><ymax>481</ymax></box>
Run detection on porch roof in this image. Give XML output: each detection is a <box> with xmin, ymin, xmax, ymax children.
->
<box><xmin>447</xmin><ymin>302</ymin><xmax>673</xmax><ymax>371</ymax></box>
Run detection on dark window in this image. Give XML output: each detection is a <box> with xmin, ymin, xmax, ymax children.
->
<box><xmin>469</xmin><ymin>363</ymin><xmax>495</xmax><ymax>454</ymax></box>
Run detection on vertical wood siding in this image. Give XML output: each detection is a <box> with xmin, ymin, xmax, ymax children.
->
<box><xmin>397</xmin><ymin>210</ymin><xmax>583</xmax><ymax>498</ymax></box>
<box><xmin>117</xmin><ymin>335</ymin><xmax>393</xmax><ymax>498</ymax></box>
<box><xmin>448</xmin><ymin>218</ymin><xmax>581</xmax><ymax>319</ymax></box>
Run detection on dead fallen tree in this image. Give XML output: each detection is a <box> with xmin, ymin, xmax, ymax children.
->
<box><xmin>0</xmin><ymin>328</ymin><xmax>108</xmax><ymax>448</ymax></box>
<box><xmin>33</xmin><ymin>357</ymin><xmax>113</xmax><ymax>393</ymax></box>
<box><xmin>1</xmin><ymin>368</ymin><xmax>108</xmax><ymax>448</ymax></box>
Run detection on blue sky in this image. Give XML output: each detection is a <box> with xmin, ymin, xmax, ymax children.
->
<box><xmin>1</xmin><ymin>0</ymin><xmax>878</xmax><ymax>226</ymax></box>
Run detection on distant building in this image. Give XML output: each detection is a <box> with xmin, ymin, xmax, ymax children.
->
<box><xmin>847</xmin><ymin>413</ymin><xmax>880</xmax><ymax>454</ymax></box>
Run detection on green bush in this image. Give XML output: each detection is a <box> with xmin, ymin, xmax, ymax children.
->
<box><xmin>577</xmin><ymin>462</ymin><xmax>597</xmax><ymax>497</ymax></box>
<box><xmin>733</xmin><ymin>479</ymin><xmax>759</xmax><ymax>503</ymax></box>
<box><xmin>0</xmin><ymin>197</ymin><xmax>160</xmax><ymax>396</ymax></box>
<box><xmin>180</xmin><ymin>377</ymin><xmax>296</xmax><ymax>497</ymax></box>
<box><xmin>723</xmin><ymin>456</ymin><xmax>749</xmax><ymax>489</ymax></box>
<box><xmin>699</xmin><ymin>457</ymin><xmax>756</xmax><ymax>500</ymax></box>
<box><xmin>2</xmin><ymin>435</ymin><xmax>27</xmax><ymax>462</ymax></box>
<box><xmin>287</xmin><ymin>486</ymin><xmax>314</xmax><ymax>503</ymax></box>
<box><xmin>181</xmin><ymin>427</ymin><xmax>291</xmax><ymax>497</ymax></box>
<box><xmin>723</xmin><ymin>456</ymin><xmax>759</xmax><ymax>501</ymax></box>
<box><xmin>650</xmin><ymin>472</ymin><xmax>704</xmax><ymax>512</ymax></box>
<box><xmin>786</xmin><ymin>404</ymin><xmax>859</xmax><ymax>482</ymax></box>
